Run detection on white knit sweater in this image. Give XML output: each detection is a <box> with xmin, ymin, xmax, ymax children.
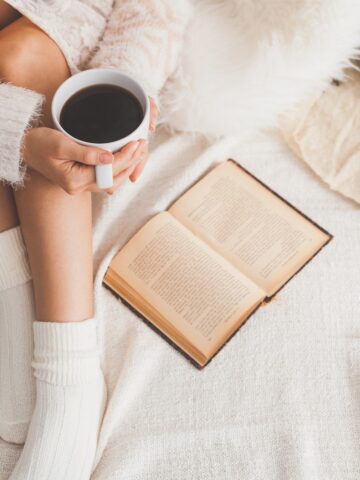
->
<box><xmin>0</xmin><ymin>0</ymin><xmax>191</xmax><ymax>185</ymax></box>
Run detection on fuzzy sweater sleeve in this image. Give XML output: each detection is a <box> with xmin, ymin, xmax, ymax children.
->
<box><xmin>88</xmin><ymin>0</ymin><xmax>192</xmax><ymax>102</ymax></box>
<box><xmin>0</xmin><ymin>83</ymin><xmax>44</xmax><ymax>186</ymax></box>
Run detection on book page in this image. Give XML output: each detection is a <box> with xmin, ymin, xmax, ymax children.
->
<box><xmin>169</xmin><ymin>161</ymin><xmax>330</xmax><ymax>296</ymax></box>
<box><xmin>110</xmin><ymin>212</ymin><xmax>265</xmax><ymax>357</ymax></box>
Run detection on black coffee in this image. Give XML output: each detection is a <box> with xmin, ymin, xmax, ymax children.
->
<box><xmin>60</xmin><ymin>84</ymin><xmax>144</xmax><ymax>143</ymax></box>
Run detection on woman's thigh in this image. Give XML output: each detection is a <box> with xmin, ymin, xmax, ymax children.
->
<box><xmin>0</xmin><ymin>16</ymin><xmax>70</xmax><ymax>122</ymax></box>
<box><xmin>0</xmin><ymin>14</ymin><xmax>71</xmax><ymax>234</ymax></box>
<box><xmin>0</xmin><ymin>15</ymin><xmax>94</xmax><ymax>322</ymax></box>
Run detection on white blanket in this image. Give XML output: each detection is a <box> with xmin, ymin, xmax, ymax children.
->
<box><xmin>93</xmin><ymin>128</ymin><xmax>360</xmax><ymax>479</ymax></box>
<box><xmin>1</xmin><ymin>128</ymin><xmax>359</xmax><ymax>479</ymax></box>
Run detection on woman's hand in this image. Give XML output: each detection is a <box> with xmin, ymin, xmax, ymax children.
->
<box><xmin>23</xmin><ymin>127</ymin><xmax>146</xmax><ymax>195</ymax></box>
<box><xmin>129</xmin><ymin>97</ymin><xmax>159</xmax><ymax>183</ymax></box>
<box><xmin>22</xmin><ymin>97</ymin><xmax>158</xmax><ymax>194</ymax></box>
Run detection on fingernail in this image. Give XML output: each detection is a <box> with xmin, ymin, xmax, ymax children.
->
<box><xmin>106</xmin><ymin>190</ymin><xmax>113</xmax><ymax>196</ymax></box>
<box><xmin>100</xmin><ymin>152</ymin><xmax>113</xmax><ymax>164</ymax></box>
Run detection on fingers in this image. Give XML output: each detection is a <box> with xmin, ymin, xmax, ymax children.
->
<box><xmin>129</xmin><ymin>142</ymin><xmax>149</xmax><ymax>182</ymax></box>
<box><xmin>149</xmin><ymin>97</ymin><xmax>159</xmax><ymax>132</ymax></box>
<box><xmin>60</xmin><ymin>161</ymin><xmax>96</xmax><ymax>195</ymax></box>
<box><xmin>82</xmin><ymin>141</ymin><xmax>144</xmax><ymax>194</ymax></box>
<box><xmin>105</xmin><ymin>140</ymin><xmax>147</xmax><ymax>194</ymax></box>
<box><xmin>59</xmin><ymin>136</ymin><xmax>113</xmax><ymax>166</ymax></box>
<box><xmin>105</xmin><ymin>166</ymin><xmax>134</xmax><ymax>196</ymax></box>
<box><xmin>112</xmin><ymin>140</ymin><xmax>141</xmax><ymax>177</ymax></box>
<box><xmin>129</xmin><ymin>158</ymin><xmax>145</xmax><ymax>183</ymax></box>
<box><xmin>79</xmin><ymin>147</ymin><xmax>113</xmax><ymax>166</ymax></box>
<box><xmin>58</xmin><ymin>138</ymin><xmax>148</xmax><ymax>195</ymax></box>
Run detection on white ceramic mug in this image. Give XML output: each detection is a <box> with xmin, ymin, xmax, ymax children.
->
<box><xmin>52</xmin><ymin>68</ymin><xmax>150</xmax><ymax>189</ymax></box>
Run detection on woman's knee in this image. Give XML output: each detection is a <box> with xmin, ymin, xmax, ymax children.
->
<box><xmin>0</xmin><ymin>17</ymin><xmax>69</xmax><ymax>93</ymax></box>
<box><xmin>0</xmin><ymin>38</ymin><xmax>31</xmax><ymax>86</ymax></box>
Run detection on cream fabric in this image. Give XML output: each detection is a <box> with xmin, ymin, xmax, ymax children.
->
<box><xmin>280</xmin><ymin>69</ymin><xmax>360</xmax><ymax>204</ymax></box>
<box><xmin>90</xmin><ymin>129</ymin><xmax>359</xmax><ymax>479</ymax></box>
<box><xmin>1</xmin><ymin>129</ymin><xmax>359</xmax><ymax>479</ymax></box>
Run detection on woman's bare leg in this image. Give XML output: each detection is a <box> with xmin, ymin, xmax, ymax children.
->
<box><xmin>0</xmin><ymin>17</ymin><xmax>93</xmax><ymax>322</ymax></box>
<box><xmin>15</xmin><ymin>174</ymin><xmax>94</xmax><ymax>322</ymax></box>
<box><xmin>1</xmin><ymin>14</ymin><xmax>95</xmax><ymax>449</ymax></box>
<box><xmin>0</xmin><ymin>17</ymin><xmax>106</xmax><ymax>480</ymax></box>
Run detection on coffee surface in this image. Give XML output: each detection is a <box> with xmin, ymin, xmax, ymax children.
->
<box><xmin>60</xmin><ymin>84</ymin><xmax>144</xmax><ymax>143</ymax></box>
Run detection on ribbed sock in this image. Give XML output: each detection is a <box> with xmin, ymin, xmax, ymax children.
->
<box><xmin>10</xmin><ymin>318</ymin><xmax>107</xmax><ymax>480</ymax></box>
<box><xmin>0</xmin><ymin>226</ymin><xmax>35</xmax><ymax>444</ymax></box>
<box><xmin>0</xmin><ymin>438</ymin><xmax>22</xmax><ymax>480</ymax></box>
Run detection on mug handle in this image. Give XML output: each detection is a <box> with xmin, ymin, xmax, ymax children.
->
<box><xmin>96</xmin><ymin>164</ymin><xmax>113</xmax><ymax>189</ymax></box>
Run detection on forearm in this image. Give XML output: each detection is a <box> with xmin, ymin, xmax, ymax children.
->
<box><xmin>88</xmin><ymin>0</ymin><xmax>192</xmax><ymax>102</ymax></box>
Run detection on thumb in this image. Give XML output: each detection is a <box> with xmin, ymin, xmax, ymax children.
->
<box><xmin>67</xmin><ymin>142</ymin><xmax>113</xmax><ymax>166</ymax></box>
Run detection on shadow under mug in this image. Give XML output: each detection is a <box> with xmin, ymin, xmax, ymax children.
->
<box><xmin>51</xmin><ymin>68</ymin><xmax>150</xmax><ymax>189</ymax></box>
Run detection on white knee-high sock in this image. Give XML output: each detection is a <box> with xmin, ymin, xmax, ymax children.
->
<box><xmin>10</xmin><ymin>318</ymin><xmax>107</xmax><ymax>480</ymax></box>
<box><xmin>0</xmin><ymin>226</ymin><xmax>35</xmax><ymax>444</ymax></box>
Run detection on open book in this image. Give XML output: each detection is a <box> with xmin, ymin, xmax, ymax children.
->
<box><xmin>104</xmin><ymin>161</ymin><xmax>332</xmax><ymax>368</ymax></box>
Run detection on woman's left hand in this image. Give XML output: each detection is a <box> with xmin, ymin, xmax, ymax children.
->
<box><xmin>127</xmin><ymin>97</ymin><xmax>158</xmax><ymax>185</ymax></box>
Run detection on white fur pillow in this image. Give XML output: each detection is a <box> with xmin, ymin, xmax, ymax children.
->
<box><xmin>161</xmin><ymin>0</ymin><xmax>360</xmax><ymax>137</ymax></box>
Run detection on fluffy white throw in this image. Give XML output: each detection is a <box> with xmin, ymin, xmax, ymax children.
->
<box><xmin>162</xmin><ymin>0</ymin><xmax>360</xmax><ymax>137</ymax></box>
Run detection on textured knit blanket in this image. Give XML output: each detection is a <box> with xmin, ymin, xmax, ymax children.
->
<box><xmin>92</xmin><ymin>128</ymin><xmax>360</xmax><ymax>480</ymax></box>
<box><xmin>1</xmin><ymin>127</ymin><xmax>359</xmax><ymax>479</ymax></box>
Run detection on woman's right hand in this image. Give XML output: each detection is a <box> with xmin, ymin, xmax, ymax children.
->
<box><xmin>22</xmin><ymin>127</ymin><xmax>146</xmax><ymax>195</ymax></box>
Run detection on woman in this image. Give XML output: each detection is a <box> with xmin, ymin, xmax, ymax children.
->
<box><xmin>0</xmin><ymin>1</ymin><xmax>190</xmax><ymax>478</ymax></box>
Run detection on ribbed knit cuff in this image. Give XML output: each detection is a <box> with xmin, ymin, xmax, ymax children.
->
<box><xmin>0</xmin><ymin>226</ymin><xmax>31</xmax><ymax>291</ymax></box>
<box><xmin>0</xmin><ymin>83</ymin><xmax>44</xmax><ymax>186</ymax></box>
<box><xmin>32</xmin><ymin>318</ymin><xmax>101</xmax><ymax>385</ymax></box>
